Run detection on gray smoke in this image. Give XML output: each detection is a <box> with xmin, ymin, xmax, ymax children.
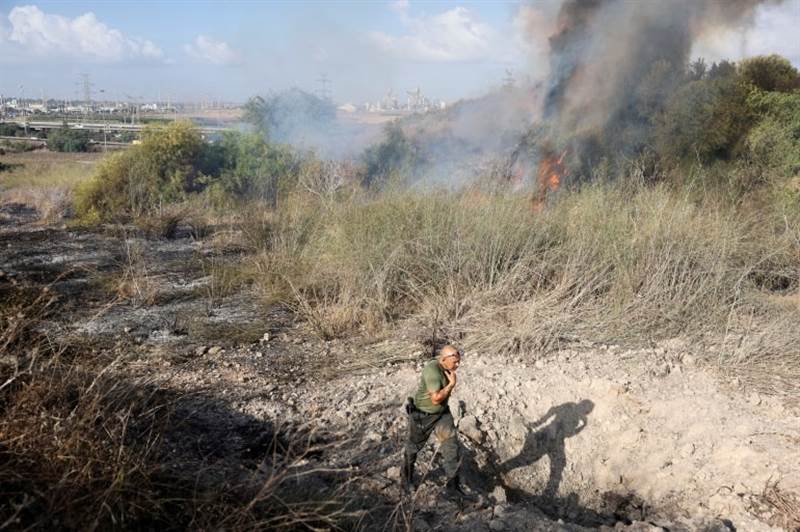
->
<box><xmin>540</xmin><ymin>0</ymin><xmax>782</xmax><ymax>138</ymax></box>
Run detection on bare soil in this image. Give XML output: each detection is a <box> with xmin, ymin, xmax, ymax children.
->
<box><xmin>1</xmin><ymin>208</ymin><xmax>798</xmax><ymax>531</ymax></box>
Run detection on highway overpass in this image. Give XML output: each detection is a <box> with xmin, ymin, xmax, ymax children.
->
<box><xmin>0</xmin><ymin>119</ymin><xmax>233</xmax><ymax>135</ymax></box>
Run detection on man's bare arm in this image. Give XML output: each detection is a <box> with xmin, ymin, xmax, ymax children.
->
<box><xmin>429</xmin><ymin>370</ymin><xmax>456</xmax><ymax>405</ymax></box>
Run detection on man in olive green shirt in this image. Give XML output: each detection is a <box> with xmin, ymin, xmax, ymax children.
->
<box><xmin>402</xmin><ymin>344</ymin><xmax>464</xmax><ymax>497</ymax></box>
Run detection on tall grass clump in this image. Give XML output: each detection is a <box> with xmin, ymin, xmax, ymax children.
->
<box><xmin>251</xmin><ymin>181</ymin><xmax>798</xmax><ymax>390</ymax></box>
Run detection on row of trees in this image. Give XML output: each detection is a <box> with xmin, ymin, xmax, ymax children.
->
<box><xmin>569</xmin><ymin>54</ymin><xmax>799</xmax><ymax>184</ymax></box>
<box><xmin>654</xmin><ymin>55</ymin><xmax>799</xmax><ymax>165</ymax></box>
<box><xmin>0</xmin><ymin>123</ymin><xmax>92</xmax><ymax>152</ymax></box>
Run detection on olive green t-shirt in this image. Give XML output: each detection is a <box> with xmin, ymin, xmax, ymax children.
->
<box><xmin>413</xmin><ymin>360</ymin><xmax>448</xmax><ymax>414</ymax></box>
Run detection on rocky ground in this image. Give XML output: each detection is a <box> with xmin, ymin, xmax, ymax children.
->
<box><xmin>2</xmin><ymin>204</ymin><xmax>799</xmax><ymax>531</ymax></box>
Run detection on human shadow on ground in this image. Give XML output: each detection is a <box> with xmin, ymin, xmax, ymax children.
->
<box><xmin>499</xmin><ymin>399</ymin><xmax>594</xmax><ymax>499</ymax></box>
<box><xmin>457</xmin><ymin>399</ymin><xmax>645</xmax><ymax>527</ymax></box>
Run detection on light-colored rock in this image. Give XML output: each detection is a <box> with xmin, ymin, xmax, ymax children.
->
<box><xmin>385</xmin><ymin>466</ymin><xmax>400</xmax><ymax>480</ymax></box>
<box><xmin>490</xmin><ymin>485</ymin><xmax>507</xmax><ymax>504</ymax></box>
<box><xmin>459</xmin><ymin>414</ymin><xmax>484</xmax><ymax>443</ymax></box>
<box><xmin>207</xmin><ymin>346</ymin><xmax>223</xmax><ymax>355</ymax></box>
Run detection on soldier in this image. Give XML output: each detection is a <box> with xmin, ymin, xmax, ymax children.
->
<box><xmin>402</xmin><ymin>344</ymin><xmax>465</xmax><ymax>498</ymax></box>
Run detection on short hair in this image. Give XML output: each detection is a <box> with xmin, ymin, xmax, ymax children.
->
<box><xmin>438</xmin><ymin>344</ymin><xmax>461</xmax><ymax>360</ymax></box>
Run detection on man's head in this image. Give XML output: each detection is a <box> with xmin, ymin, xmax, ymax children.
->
<box><xmin>438</xmin><ymin>344</ymin><xmax>461</xmax><ymax>371</ymax></box>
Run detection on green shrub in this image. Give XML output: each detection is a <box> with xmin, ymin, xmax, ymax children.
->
<box><xmin>210</xmin><ymin>132</ymin><xmax>301</xmax><ymax>207</ymax></box>
<box><xmin>242</xmin><ymin>89</ymin><xmax>336</xmax><ymax>140</ymax></box>
<box><xmin>655</xmin><ymin>76</ymin><xmax>751</xmax><ymax>163</ymax></box>
<box><xmin>47</xmin><ymin>127</ymin><xmax>90</xmax><ymax>152</ymax></box>
<box><xmin>75</xmin><ymin>121</ymin><xmax>212</xmax><ymax>222</ymax></box>
<box><xmin>740</xmin><ymin>54</ymin><xmax>800</xmax><ymax>93</ymax></box>
<box><xmin>0</xmin><ymin>123</ymin><xmax>20</xmax><ymax>137</ymax></box>
<box><xmin>0</xmin><ymin>139</ymin><xmax>37</xmax><ymax>153</ymax></box>
<box><xmin>361</xmin><ymin>123</ymin><xmax>421</xmax><ymax>189</ymax></box>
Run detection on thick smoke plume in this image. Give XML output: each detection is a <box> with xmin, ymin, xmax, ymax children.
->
<box><xmin>540</xmin><ymin>0</ymin><xmax>782</xmax><ymax>141</ymax></box>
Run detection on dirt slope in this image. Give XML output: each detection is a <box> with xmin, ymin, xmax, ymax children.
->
<box><xmin>150</xmin><ymin>333</ymin><xmax>799</xmax><ymax>530</ymax></box>
<box><xmin>282</xmin><ymin>341</ymin><xmax>799</xmax><ymax>531</ymax></box>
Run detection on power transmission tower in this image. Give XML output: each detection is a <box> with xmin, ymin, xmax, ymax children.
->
<box><xmin>76</xmin><ymin>73</ymin><xmax>94</xmax><ymax>118</ymax></box>
<box><xmin>316</xmin><ymin>73</ymin><xmax>331</xmax><ymax>101</ymax></box>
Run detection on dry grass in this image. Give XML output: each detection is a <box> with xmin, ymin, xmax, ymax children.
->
<box><xmin>748</xmin><ymin>479</ymin><xmax>800</xmax><ymax>531</ymax></box>
<box><xmin>0</xmin><ymin>150</ymin><xmax>103</xmax><ymax>221</ymax></box>
<box><xmin>111</xmin><ymin>237</ymin><xmax>160</xmax><ymax>306</ymax></box>
<box><xmin>1</xmin><ymin>186</ymin><xmax>73</xmax><ymax>222</ymax></box>
<box><xmin>0</xmin><ymin>150</ymin><xmax>101</xmax><ymax>189</ymax></box>
<box><xmin>244</xmin><ymin>181</ymin><xmax>799</xmax><ymax>398</ymax></box>
<box><xmin>133</xmin><ymin>198</ymin><xmax>215</xmax><ymax>239</ymax></box>
<box><xmin>0</xmin><ymin>282</ymin><xmax>368</xmax><ymax>530</ymax></box>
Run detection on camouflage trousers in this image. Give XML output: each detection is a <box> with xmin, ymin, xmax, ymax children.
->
<box><xmin>404</xmin><ymin>406</ymin><xmax>460</xmax><ymax>479</ymax></box>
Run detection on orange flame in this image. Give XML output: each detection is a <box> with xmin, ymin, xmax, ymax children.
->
<box><xmin>533</xmin><ymin>147</ymin><xmax>568</xmax><ymax>212</ymax></box>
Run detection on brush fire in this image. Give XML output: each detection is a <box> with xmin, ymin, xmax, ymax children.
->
<box><xmin>533</xmin><ymin>144</ymin><xmax>568</xmax><ymax>212</ymax></box>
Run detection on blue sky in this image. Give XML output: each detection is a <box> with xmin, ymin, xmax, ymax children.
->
<box><xmin>1</xmin><ymin>0</ymin><xmax>798</xmax><ymax>104</ymax></box>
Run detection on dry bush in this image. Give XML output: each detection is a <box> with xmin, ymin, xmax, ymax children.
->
<box><xmin>133</xmin><ymin>198</ymin><xmax>215</xmax><ymax>239</ymax></box>
<box><xmin>297</xmin><ymin>158</ymin><xmax>361</xmax><ymax>206</ymax></box>
<box><xmin>110</xmin><ymin>237</ymin><xmax>159</xmax><ymax>306</ymax></box>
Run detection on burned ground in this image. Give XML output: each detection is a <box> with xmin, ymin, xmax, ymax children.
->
<box><xmin>2</xmin><ymin>202</ymin><xmax>798</xmax><ymax>531</ymax></box>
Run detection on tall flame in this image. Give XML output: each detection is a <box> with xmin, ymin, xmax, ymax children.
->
<box><xmin>533</xmin><ymin>147</ymin><xmax>568</xmax><ymax>212</ymax></box>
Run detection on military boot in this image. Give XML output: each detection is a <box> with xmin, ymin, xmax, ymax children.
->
<box><xmin>401</xmin><ymin>453</ymin><xmax>415</xmax><ymax>493</ymax></box>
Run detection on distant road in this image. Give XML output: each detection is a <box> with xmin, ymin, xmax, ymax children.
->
<box><xmin>0</xmin><ymin>135</ymin><xmax>131</xmax><ymax>150</ymax></box>
<box><xmin>0</xmin><ymin>119</ymin><xmax>233</xmax><ymax>134</ymax></box>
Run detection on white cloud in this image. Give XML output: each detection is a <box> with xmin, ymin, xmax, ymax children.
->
<box><xmin>390</xmin><ymin>0</ymin><xmax>409</xmax><ymax>14</ymax></box>
<box><xmin>1</xmin><ymin>5</ymin><xmax>163</xmax><ymax>62</ymax></box>
<box><xmin>370</xmin><ymin>6</ymin><xmax>498</xmax><ymax>62</ymax></box>
<box><xmin>184</xmin><ymin>35</ymin><xmax>240</xmax><ymax>65</ymax></box>
<box><xmin>692</xmin><ymin>0</ymin><xmax>800</xmax><ymax>65</ymax></box>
